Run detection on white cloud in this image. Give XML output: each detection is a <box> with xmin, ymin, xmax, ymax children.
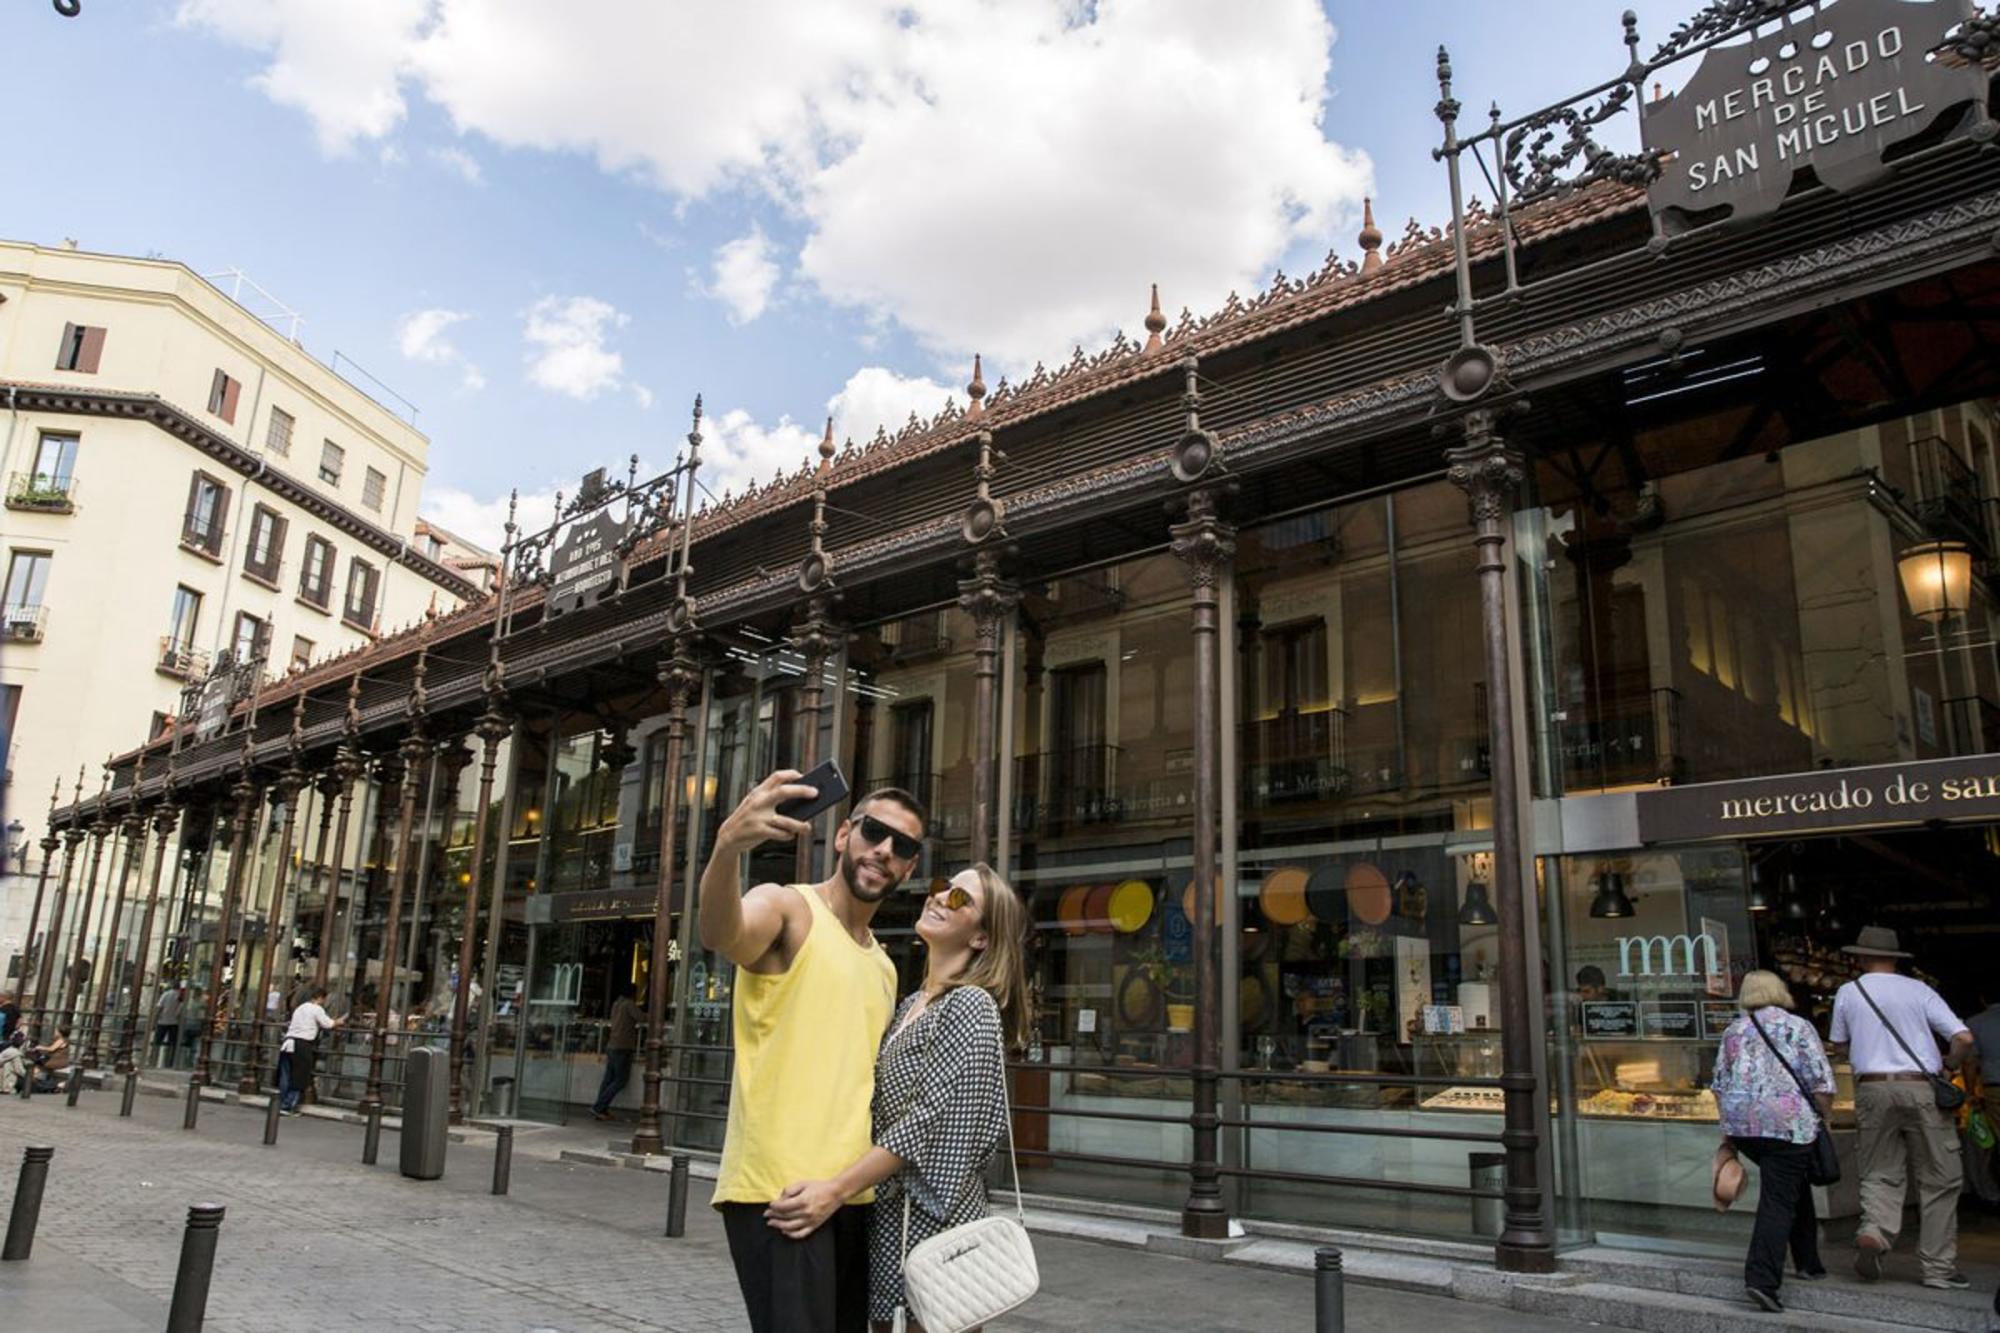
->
<box><xmin>711</xmin><ymin>228</ymin><xmax>779</xmax><ymax>325</ymax></box>
<box><xmin>181</xmin><ymin>0</ymin><xmax>1370</xmax><ymax>370</ymax></box>
<box><xmin>395</xmin><ymin>307</ymin><xmax>485</xmax><ymax>393</ymax></box>
<box><xmin>826</xmin><ymin>366</ymin><xmax>956</xmax><ymax>446</ymax></box>
<box><xmin>703</xmin><ymin>409</ymin><xmax>822</xmax><ymax>502</ymax></box>
<box><xmin>429</xmin><ymin>144</ymin><xmax>483</xmax><ymax>184</ymax></box>
<box><xmin>522</xmin><ymin>295</ymin><xmax>627</xmax><ymax>400</ymax></box>
<box><xmin>176</xmin><ymin>0</ymin><xmax>428</xmax><ymax>154</ymax></box>
<box><xmin>420</xmin><ymin>483</ymin><xmax>556</xmax><ymax>552</ymax></box>
<box><xmin>632</xmin><ymin>385</ymin><xmax>655</xmax><ymax>410</ymax></box>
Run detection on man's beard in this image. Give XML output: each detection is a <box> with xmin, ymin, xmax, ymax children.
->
<box><xmin>839</xmin><ymin>841</ymin><xmax>897</xmax><ymax>903</ymax></box>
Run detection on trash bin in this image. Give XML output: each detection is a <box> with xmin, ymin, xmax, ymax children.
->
<box><xmin>489</xmin><ymin>1075</ymin><xmax>517</xmax><ymax>1119</ymax></box>
<box><xmin>400</xmin><ymin>1046</ymin><xmax>449</xmax><ymax>1181</ymax></box>
<box><xmin>1469</xmin><ymin>1152</ymin><xmax>1505</xmax><ymax>1238</ymax></box>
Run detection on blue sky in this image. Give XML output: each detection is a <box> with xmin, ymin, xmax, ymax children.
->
<box><xmin>0</xmin><ymin>1</ymin><xmax>1693</xmax><ymax>546</ymax></box>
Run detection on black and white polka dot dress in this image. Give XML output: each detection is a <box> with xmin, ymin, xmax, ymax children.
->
<box><xmin>868</xmin><ymin>984</ymin><xmax>1008</xmax><ymax>1323</ymax></box>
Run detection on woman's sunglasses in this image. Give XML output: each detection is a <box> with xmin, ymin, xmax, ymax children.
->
<box><xmin>852</xmin><ymin>813</ymin><xmax>923</xmax><ymax>861</ymax></box>
<box><xmin>927</xmin><ymin>884</ymin><xmax>975</xmax><ymax>912</ymax></box>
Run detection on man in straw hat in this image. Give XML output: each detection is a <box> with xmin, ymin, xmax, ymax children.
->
<box><xmin>1828</xmin><ymin>926</ymin><xmax>1975</xmax><ymax>1290</ymax></box>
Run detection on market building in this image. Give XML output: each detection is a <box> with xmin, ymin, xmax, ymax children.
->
<box><xmin>29</xmin><ymin>0</ymin><xmax>2000</xmax><ymax>1292</ymax></box>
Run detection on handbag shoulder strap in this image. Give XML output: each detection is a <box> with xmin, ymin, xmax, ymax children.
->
<box><xmin>1853</xmin><ymin>978</ymin><xmax>1937</xmax><ymax>1074</ymax></box>
<box><xmin>1748</xmin><ymin>1010</ymin><xmax>1826</xmax><ymax>1127</ymax></box>
<box><xmin>896</xmin><ymin>991</ymin><xmax>1026</xmax><ymax>1265</ymax></box>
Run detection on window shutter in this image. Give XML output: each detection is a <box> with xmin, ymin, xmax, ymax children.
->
<box><xmin>269</xmin><ymin>513</ymin><xmax>289</xmax><ymax>573</ymax></box>
<box><xmin>56</xmin><ymin>323</ymin><xmax>76</xmax><ymax>370</ymax></box>
<box><xmin>182</xmin><ymin>473</ymin><xmax>203</xmax><ymax>544</ymax></box>
<box><xmin>77</xmin><ymin>326</ymin><xmax>104</xmax><ymax>374</ymax></box>
<box><xmin>220</xmin><ymin>376</ymin><xmax>241</xmax><ymax>424</ymax></box>
<box><xmin>210</xmin><ymin>484</ymin><xmax>231</xmax><ymax>555</ymax></box>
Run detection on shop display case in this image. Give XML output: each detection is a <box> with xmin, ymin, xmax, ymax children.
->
<box><xmin>1572</xmin><ymin>1037</ymin><xmax>1719</xmax><ymax>1122</ymax></box>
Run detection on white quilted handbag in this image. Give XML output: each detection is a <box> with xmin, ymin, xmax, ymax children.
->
<box><xmin>892</xmin><ymin>1032</ymin><xmax>1039</xmax><ymax>1333</ymax></box>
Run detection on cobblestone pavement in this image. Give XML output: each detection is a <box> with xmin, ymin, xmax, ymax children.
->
<box><xmin>0</xmin><ymin>1086</ymin><xmax>1632</xmax><ymax>1332</ymax></box>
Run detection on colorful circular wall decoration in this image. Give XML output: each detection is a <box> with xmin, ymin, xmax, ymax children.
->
<box><xmin>1257</xmin><ymin>866</ymin><xmax>1311</xmax><ymax>926</ymax></box>
<box><xmin>1346</xmin><ymin>863</ymin><xmax>1392</xmax><ymax>925</ymax></box>
<box><xmin>1108</xmin><ymin>879</ymin><xmax>1155</xmax><ymax>934</ymax></box>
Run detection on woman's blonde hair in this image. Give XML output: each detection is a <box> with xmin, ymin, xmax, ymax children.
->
<box><xmin>1738</xmin><ymin>969</ymin><xmax>1793</xmax><ymax>1012</ymax></box>
<box><xmin>943</xmin><ymin>862</ymin><xmax>1034</xmax><ymax>1051</ymax></box>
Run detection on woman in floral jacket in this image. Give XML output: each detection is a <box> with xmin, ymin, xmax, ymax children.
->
<box><xmin>1711</xmin><ymin>969</ymin><xmax>1835</xmax><ymax>1313</ymax></box>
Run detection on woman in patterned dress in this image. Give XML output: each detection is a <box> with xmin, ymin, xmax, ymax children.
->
<box><xmin>1710</xmin><ymin>968</ymin><xmax>1835</xmax><ymax>1314</ymax></box>
<box><xmin>766</xmin><ymin>862</ymin><xmax>1032</xmax><ymax>1331</ymax></box>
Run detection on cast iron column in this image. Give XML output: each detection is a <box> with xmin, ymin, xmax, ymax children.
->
<box><xmin>194</xmin><ymin>773</ymin><xmax>259</xmax><ymax>1089</ymax></box>
<box><xmin>241</xmin><ymin>760</ymin><xmax>305</xmax><ymax>1093</ymax></box>
<box><xmin>1170</xmin><ymin>486</ymin><xmax>1235</xmax><ymax>1240</ymax></box>
<box><xmin>316</xmin><ymin>744</ymin><xmax>364</xmax><ymax>994</ymax></box>
<box><xmin>449</xmin><ymin>692</ymin><xmax>512</xmax><ymax>1123</ymax></box>
<box><xmin>958</xmin><ymin>550</ymin><xmax>1020</xmax><ymax>867</ymax></box>
<box><xmin>121</xmin><ymin>802</ymin><xmax>181</xmax><ymax>1073</ymax></box>
<box><xmin>791</xmin><ymin>598</ymin><xmax>840</xmax><ymax>884</ymax></box>
<box><xmin>18</xmin><ymin>780</ymin><xmax>62</xmax><ymax>1016</ymax></box>
<box><xmin>362</xmin><ymin>731</ymin><xmax>425</xmax><ymax>1116</ymax></box>
<box><xmin>634</xmin><ymin>641</ymin><xmax>699</xmax><ymax>1156</ymax></box>
<box><xmin>59</xmin><ymin>791</ymin><xmax>114</xmax><ymax>1030</ymax></box>
<box><xmin>1447</xmin><ymin>408</ymin><xmax>1556</xmax><ymax>1272</ymax></box>
<box><xmin>32</xmin><ymin>772</ymin><xmax>86</xmax><ymax>1031</ymax></box>
<box><xmin>84</xmin><ymin>803</ymin><xmax>145</xmax><ymax>1067</ymax></box>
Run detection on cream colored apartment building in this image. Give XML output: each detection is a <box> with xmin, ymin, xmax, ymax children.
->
<box><xmin>0</xmin><ymin>240</ymin><xmax>483</xmax><ymax>971</ymax></box>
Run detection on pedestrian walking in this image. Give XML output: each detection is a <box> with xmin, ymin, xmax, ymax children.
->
<box><xmin>1710</xmin><ymin>969</ymin><xmax>1834</xmax><ymax>1313</ymax></box>
<box><xmin>591</xmin><ymin>982</ymin><xmax>645</xmax><ymax>1122</ymax></box>
<box><xmin>1830</xmin><ymin>926</ymin><xmax>1976</xmax><ymax>1290</ymax></box>
<box><xmin>279</xmin><ymin>984</ymin><xmax>341</xmax><ymax>1114</ymax></box>
<box><xmin>152</xmin><ymin>983</ymin><xmax>184</xmax><ymax>1068</ymax></box>
<box><xmin>177</xmin><ymin>987</ymin><xmax>205</xmax><ymax>1069</ymax></box>
<box><xmin>768</xmin><ymin>863</ymin><xmax>1036</xmax><ymax>1331</ymax></box>
<box><xmin>699</xmin><ymin>772</ymin><xmax>925</xmax><ymax>1333</ymax></box>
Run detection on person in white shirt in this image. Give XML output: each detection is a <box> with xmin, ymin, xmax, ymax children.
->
<box><xmin>1828</xmin><ymin>927</ymin><xmax>1974</xmax><ymax>1291</ymax></box>
<box><xmin>278</xmin><ymin>985</ymin><xmax>343</xmax><ymax>1115</ymax></box>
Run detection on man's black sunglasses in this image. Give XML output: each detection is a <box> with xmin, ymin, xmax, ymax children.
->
<box><xmin>852</xmin><ymin>813</ymin><xmax>922</xmax><ymax>861</ymax></box>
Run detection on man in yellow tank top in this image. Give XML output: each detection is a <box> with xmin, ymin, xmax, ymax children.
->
<box><xmin>699</xmin><ymin>769</ymin><xmax>927</xmax><ymax>1333</ymax></box>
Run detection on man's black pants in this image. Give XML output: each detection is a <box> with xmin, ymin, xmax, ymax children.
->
<box><xmin>1731</xmin><ymin>1135</ymin><xmax>1821</xmax><ymax>1292</ymax></box>
<box><xmin>719</xmin><ymin>1201</ymin><xmax>870</xmax><ymax>1333</ymax></box>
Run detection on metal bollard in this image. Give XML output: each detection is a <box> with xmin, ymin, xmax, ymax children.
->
<box><xmin>664</xmin><ymin>1153</ymin><xmax>690</xmax><ymax>1238</ymax></box>
<box><xmin>165</xmin><ymin>1203</ymin><xmax>225</xmax><ymax>1333</ymax></box>
<box><xmin>263</xmin><ymin>1095</ymin><xmax>281</xmax><ymax>1146</ymax></box>
<box><xmin>120</xmin><ymin>1071</ymin><xmax>138</xmax><ymax>1117</ymax></box>
<box><xmin>491</xmin><ymin>1124</ymin><xmax>513</xmax><ymax>1196</ymax></box>
<box><xmin>1314</xmin><ymin>1247</ymin><xmax>1345</xmax><ymax>1333</ymax></box>
<box><xmin>361</xmin><ymin>1107</ymin><xmax>382</xmax><ymax>1165</ymax></box>
<box><xmin>183</xmin><ymin>1080</ymin><xmax>201</xmax><ymax>1130</ymax></box>
<box><xmin>65</xmin><ymin>1067</ymin><xmax>84</xmax><ymax>1106</ymax></box>
<box><xmin>2</xmin><ymin>1146</ymin><xmax>54</xmax><ymax>1261</ymax></box>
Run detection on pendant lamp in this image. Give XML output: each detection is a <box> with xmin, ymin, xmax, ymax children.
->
<box><xmin>1588</xmin><ymin>870</ymin><xmax>1636</xmax><ymax>919</ymax></box>
<box><xmin>1458</xmin><ymin>881</ymin><xmax>1498</xmax><ymax>926</ymax></box>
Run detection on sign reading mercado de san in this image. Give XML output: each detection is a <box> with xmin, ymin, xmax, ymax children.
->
<box><xmin>1643</xmin><ymin>0</ymin><xmax>1989</xmax><ymax>229</ymax></box>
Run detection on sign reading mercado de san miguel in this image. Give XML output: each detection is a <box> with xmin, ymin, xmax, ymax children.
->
<box><xmin>546</xmin><ymin>506</ymin><xmax>630</xmax><ymax>618</ymax></box>
<box><xmin>1642</xmin><ymin>0</ymin><xmax>1989</xmax><ymax>231</ymax></box>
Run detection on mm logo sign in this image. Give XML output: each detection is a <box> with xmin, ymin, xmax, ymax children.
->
<box><xmin>1616</xmin><ymin>933</ymin><xmax>1720</xmax><ymax>978</ymax></box>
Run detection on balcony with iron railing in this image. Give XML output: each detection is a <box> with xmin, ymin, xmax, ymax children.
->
<box><xmin>1910</xmin><ymin>434</ymin><xmax>1990</xmax><ymax>554</ymax></box>
<box><xmin>1012</xmin><ymin>743</ymin><xmax>1122</xmax><ymax>833</ymax></box>
<box><xmin>1241</xmin><ymin>706</ymin><xmax>1349</xmax><ymax>805</ymax></box>
<box><xmin>1943</xmin><ymin>695</ymin><xmax>2000</xmax><ymax>756</ymax></box>
<box><xmin>157</xmin><ymin>637</ymin><xmax>211</xmax><ymax>680</ymax></box>
<box><xmin>5</xmin><ymin>471</ymin><xmax>79</xmax><ymax>514</ymax></box>
<box><xmin>181</xmin><ymin>511</ymin><xmax>226</xmax><ymax>560</ymax></box>
<box><xmin>1</xmin><ymin>603</ymin><xmax>48</xmax><ymax>644</ymax></box>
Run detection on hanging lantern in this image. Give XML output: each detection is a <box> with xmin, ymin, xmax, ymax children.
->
<box><xmin>1897</xmin><ymin>540</ymin><xmax>1973</xmax><ymax>623</ymax></box>
<box><xmin>1458</xmin><ymin>881</ymin><xmax>1498</xmax><ymax>926</ymax></box>
<box><xmin>1588</xmin><ymin>870</ymin><xmax>1635</xmax><ymax>919</ymax></box>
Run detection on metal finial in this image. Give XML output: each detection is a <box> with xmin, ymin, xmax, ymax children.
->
<box><xmin>408</xmin><ymin>645</ymin><xmax>429</xmax><ymax>721</ymax></box>
<box><xmin>966</xmin><ymin>355</ymin><xmax>987</xmax><ymax>418</ymax></box>
<box><xmin>1359</xmin><ymin>197</ymin><xmax>1383</xmax><ymax>274</ymax></box>
<box><xmin>289</xmin><ymin>691</ymin><xmax>307</xmax><ymax>752</ymax></box>
<box><xmin>504</xmin><ymin>488</ymin><xmax>519</xmax><ymax>542</ymax></box>
<box><xmin>1144</xmin><ymin>285</ymin><xmax>1167</xmax><ymax>353</ymax></box>
<box><xmin>819</xmin><ymin>416</ymin><xmax>836</xmax><ymax>466</ymax></box>
<box><xmin>344</xmin><ymin>673</ymin><xmax>363</xmax><ymax>736</ymax></box>
<box><xmin>628</xmin><ymin>452</ymin><xmax>641</xmax><ymax>490</ymax></box>
<box><xmin>689</xmin><ymin>394</ymin><xmax>704</xmax><ymax>445</ymax></box>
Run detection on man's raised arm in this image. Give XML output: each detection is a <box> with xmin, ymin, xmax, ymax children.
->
<box><xmin>698</xmin><ymin>770</ymin><xmax>818</xmax><ymax>968</ymax></box>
